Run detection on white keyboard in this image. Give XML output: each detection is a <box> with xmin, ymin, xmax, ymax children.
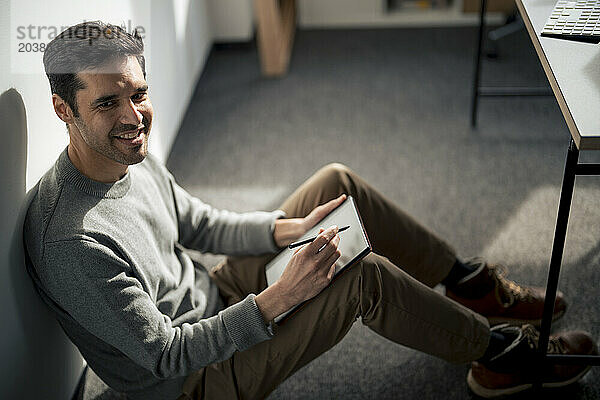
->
<box><xmin>541</xmin><ymin>0</ymin><xmax>600</xmax><ymax>43</ymax></box>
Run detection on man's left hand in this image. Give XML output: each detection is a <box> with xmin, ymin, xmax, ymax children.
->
<box><xmin>273</xmin><ymin>194</ymin><xmax>347</xmax><ymax>248</ymax></box>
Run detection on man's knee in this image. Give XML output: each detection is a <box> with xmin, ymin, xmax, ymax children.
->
<box><xmin>346</xmin><ymin>253</ymin><xmax>385</xmax><ymax>322</ymax></box>
<box><xmin>314</xmin><ymin>163</ymin><xmax>356</xmax><ymax>195</ymax></box>
<box><xmin>357</xmin><ymin>253</ymin><xmax>384</xmax><ymax>293</ymax></box>
<box><xmin>318</xmin><ymin>163</ymin><xmax>352</xmax><ymax>180</ymax></box>
<box><xmin>321</xmin><ymin>254</ymin><xmax>378</xmax><ymax>313</ymax></box>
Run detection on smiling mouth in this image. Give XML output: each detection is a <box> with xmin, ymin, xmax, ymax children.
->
<box><xmin>113</xmin><ymin>128</ymin><xmax>146</xmax><ymax>146</ymax></box>
<box><xmin>116</xmin><ymin>130</ymin><xmax>141</xmax><ymax>139</ymax></box>
<box><xmin>114</xmin><ymin>127</ymin><xmax>144</xmax><ymax>139</ymax></box>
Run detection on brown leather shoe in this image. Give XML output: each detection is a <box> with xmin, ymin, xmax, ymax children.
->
<box><xmin>446</xmin><ymin>259</ymin><xmax>567</xmax><ymax>327</ymax></box>
<box><xmin>468</xmin><ymin>324</ymin><xmax>597</xmax><ymax>398</ymax></box>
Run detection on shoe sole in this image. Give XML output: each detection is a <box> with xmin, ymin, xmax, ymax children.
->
<box><xmin>488</xmin><ymin>308</ymin><xmax>566</xmax><ymax>328</ymax></box>
<box><xmin>466</xmin><ymin>365</ymin><xmax>592</xmax><ymax>398</ymax></box>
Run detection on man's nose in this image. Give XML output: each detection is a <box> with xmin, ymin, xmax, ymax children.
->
<box><xmin>120</xmin><ymin>99</ymin><xmax>143</xmax><ymax>126</ymax></box>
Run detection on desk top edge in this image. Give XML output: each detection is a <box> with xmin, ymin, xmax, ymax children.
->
<box><xmin>516</xmin><ymin>0</ymin><xmax>600</xmax><ymax>150</ymax></box>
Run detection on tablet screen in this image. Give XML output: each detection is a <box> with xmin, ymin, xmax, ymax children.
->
<box><xmin>265</xmin><ymin>196</ymin><xmax>370</xmax><ymax>286</ymax></box>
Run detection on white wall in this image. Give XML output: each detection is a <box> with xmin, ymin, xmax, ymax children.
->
<box><xmin>0</xmin><ymin>0</ymin><xmax>213</xmax><ymax>398</ymax></box>
<box><xmin>149</xmin><ymin>0</ymin><xmax>213</xmax><ymax>167</ymax></box>
<box><xmin>207</xmin><ymin>0</ymin><xmax>254</xmax><ymax>42</ymax></box>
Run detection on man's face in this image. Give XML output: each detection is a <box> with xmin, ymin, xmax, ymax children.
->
<box><xmin>71</xmin><ymin>56</ymin><xmax>153</xmax><ymax>166</ymax></box>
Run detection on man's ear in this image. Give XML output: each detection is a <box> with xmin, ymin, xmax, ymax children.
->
<box><xmin>52</xmin><ymin>94</ymin><xmax>75</xmax><ymax>124</ymax></box>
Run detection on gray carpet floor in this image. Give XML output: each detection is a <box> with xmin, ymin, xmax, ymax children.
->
<box><xmin>81</xmin><ymin>26</ymin><xmax>600</xmax><ymax>399</ymax></box>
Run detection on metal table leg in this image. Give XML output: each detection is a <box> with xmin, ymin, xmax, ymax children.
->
<box><xmin>471</xmin><ymin>0</ymin><xmax>487</xmax><ymax>127</ymax></box>
<box><xmin>533</xmin><ymin>139</ymin><xmax>600</xmax><ymax>390</ymax></box>
<box><xmin>534</xmin><ymin>139</ymin><xmax>579</xmax><ymax>389</ymax></box>
<box><xmin>470</xmin><ymin>0</ymin><xmax>551</xmax><ymax>127</ymax></box>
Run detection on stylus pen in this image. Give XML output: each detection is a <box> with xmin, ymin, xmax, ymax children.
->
<box><xmin>288</xmin><ymin>225</ymin><xmax>350</xmax><ymax>249</ymax></box>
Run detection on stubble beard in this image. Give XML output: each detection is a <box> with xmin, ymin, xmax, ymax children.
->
<box><xmin>73</xmin><ymin>116</ymin><xmax>150</xmax><ymax>166</ymax></box>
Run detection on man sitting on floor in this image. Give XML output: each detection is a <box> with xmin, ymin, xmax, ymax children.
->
<box><xmin>24</xmin><ymin>21</ymin><xmax>597</xmax><ymax>400</ymax></box>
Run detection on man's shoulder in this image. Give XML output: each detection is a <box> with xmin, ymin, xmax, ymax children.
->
<box><xmin>134</xmin><ymin>153</ymin><xmax>178</xmax><ymax>201</ymax></box>
<box><xmin>24</xmin><ymin>160</ymin><xmax>94</xmax><ymax>260</ymax></box>
<box><xmin>24</xmin><ymin>161</ymin><xmax>63</xmax><ymax>261</ymax></box>
<box><xmin>137</xmin><ymin>152</ymin><xmax>175</xmax><ymax>184</ymax></box>
<box><xmin>25</xmin><ymin>160</ymin><xmax>61</xmax><ymax>228</ymax></box>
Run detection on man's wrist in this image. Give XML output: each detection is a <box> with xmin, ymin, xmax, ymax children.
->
<box><xmin>273</xmin><ymin>218</ymin><xmax>305</xmax><ymax>248</ymax></box>
<box><xmin>255</xmin><ymin>282</ymin><xmax>294</xmax><ymax>322</ymax></box>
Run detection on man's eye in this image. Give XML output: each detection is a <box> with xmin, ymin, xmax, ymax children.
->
<box><xmin>132</xmin><ymin>93</ymin><xmax>147</xmax><ymax>102</ymax></box>
<box><xmin>98</xmin><ymin>101</ymin><xmax>115</xmax><ymax>109</ymax></box>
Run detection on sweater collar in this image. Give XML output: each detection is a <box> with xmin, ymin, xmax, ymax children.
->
<box><xmin>56</xmin><ymin>147</ymin><xmax>132</xmax><ymax>198</ymax></box>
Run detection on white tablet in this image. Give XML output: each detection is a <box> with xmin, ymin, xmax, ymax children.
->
<box><xmin>265</xmin><ymin>196</ymin><xmax>371</xmax><ymax>322</ymax></box>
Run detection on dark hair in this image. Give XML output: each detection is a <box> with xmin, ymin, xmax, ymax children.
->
<box><xmin>43</xmin><ymin>21</ymin><xmax>145</xmax><ymax>117</ymax></box>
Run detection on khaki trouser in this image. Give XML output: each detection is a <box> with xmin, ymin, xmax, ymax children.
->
<box><xmin>180</xmin><ymin>163</ymin><xmax>490</xmax><ymax>400</ymax></box>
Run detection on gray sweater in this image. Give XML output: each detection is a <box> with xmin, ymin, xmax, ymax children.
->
<box><xmin>23</xmin><ymin>148</ymin><xmax>284</xmax><ymax>399</ymax></box>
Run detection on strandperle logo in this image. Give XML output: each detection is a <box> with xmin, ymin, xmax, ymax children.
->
<box><xmin>10</xmin><ymin>0</ymin><xmax>151</xmax><ymax>74</ymax></box>
<box><xmin>15</xmin><ymin>20</ymin><xmax>147</xmax><ymax>41</ymax></box>
<box><xmin>13</xmin><ymin>21</ymin><xmax>147</xmax><ymax>55</ymax></box>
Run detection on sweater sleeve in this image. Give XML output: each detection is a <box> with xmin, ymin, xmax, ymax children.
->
<box><xmin>40</xmin><ymin>238</ymin><xmax>273</xmax><ymax>379</ymax></box>
<box><xmin>168</xmin><ymin>176</ymin><xmax>285</xmax><ymax>255</ymax></box>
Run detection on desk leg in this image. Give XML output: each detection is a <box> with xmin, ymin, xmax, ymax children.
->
<box><xmin>471</xmin><ymin>0</ymin><xmax>487</xmax><ymax>127</ymax></box>
<box><xmin>534</xmin><ymin>139</ymin><xmax>579</xmax><ymax>388</ymax></box>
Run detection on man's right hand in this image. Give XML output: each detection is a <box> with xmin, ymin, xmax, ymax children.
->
<box><xmin>278</xmin><ymin>226</ymin><xmax>341</xmax><ymax>304</ymax></box>
<box><xmin>255</xmin><ymin>226</ymin><xmax>341</xmax><ymax>322</ymax></box>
